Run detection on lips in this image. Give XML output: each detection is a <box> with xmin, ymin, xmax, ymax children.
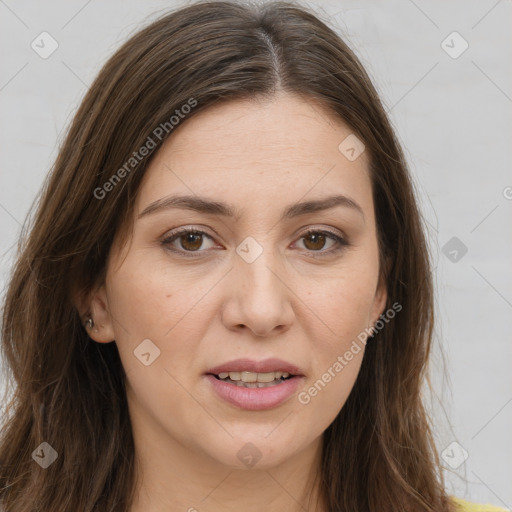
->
<box><xmin>205</xmin><ymin>357</ymin><xmax>304</xmax><ymax>377</ymax></box>
<box><xmin>204</xmin><ymin>358</ymin><xmax>305</xmax><ymax>410</ymax></box>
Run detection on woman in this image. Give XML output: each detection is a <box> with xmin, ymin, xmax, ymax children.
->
<box><xmin>0</xmin><ymin>1</ymin><xmax>507</xmax><ymax>511</ymax></box>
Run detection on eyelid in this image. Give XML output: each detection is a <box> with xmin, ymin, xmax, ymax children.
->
<box><xmin>292</xmin><ymin>228</ymin><xmax>348</xmax><ymax>258</ymax></box>
<box><xmin>160</xmin><ymin>225</ymin><xmax>219</xmax><ymax>256</ymax></box>
<box><xmin>162</xmin><ymin>224</ymin><xmax>216</xmax><ymax>239</ymax></box>
<box><xmin>161</xmin><ymin>225</ymin><xmax>349</xmax><ymax>258</ymax></box>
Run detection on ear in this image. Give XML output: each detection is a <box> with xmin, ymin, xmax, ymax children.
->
<box><xmin>370</xmin><ymin>272</ymin><xmax>388</xmax><ymax>328</ymax></box>
<box><xmin>74</xmin><ymin>283</ymin><xmax>116</xmax><ymax>344</ymax></box>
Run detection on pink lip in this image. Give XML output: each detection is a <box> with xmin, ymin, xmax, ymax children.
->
<box><xmin>205</xmin><ymin>374</ymin><xmax>304</xmax><ymax>411</ymax></box>
<box><xmin>206</xmin><ymin>358</ymin><xmax>304</xmax><ymax>376</ymax></box>
<box><xmin>204</xmin><ymin>358</ymin><xmax>305</xmax><ymax>411</ymax></box>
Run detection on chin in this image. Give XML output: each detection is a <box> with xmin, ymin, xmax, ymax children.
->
<box><xmin>203</xmin><ymin>432</ymin><xmax>306</xmax><ymax>470</ymax></box>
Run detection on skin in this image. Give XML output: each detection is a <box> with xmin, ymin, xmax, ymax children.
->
<box><xmin>85</xmin><ymin>91</ymin><xmax>387</xmax><ymax>512</ymax></box>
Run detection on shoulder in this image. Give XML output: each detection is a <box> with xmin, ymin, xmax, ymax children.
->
<box><xmin>451</xmin><ymin>497</ymin><xmax>511</xmax><ymax>512</ymax></box>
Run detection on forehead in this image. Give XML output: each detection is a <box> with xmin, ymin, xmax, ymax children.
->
<box><xmin>136</xmin><ymin>92</ymin><xmax>372</xmax><ymax>217</ymax></box>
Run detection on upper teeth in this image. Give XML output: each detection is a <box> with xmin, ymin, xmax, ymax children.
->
<box><xmin>218</xmin><ymin>371</ymin><xmax>290</xmax><ymax>382</ymax></box>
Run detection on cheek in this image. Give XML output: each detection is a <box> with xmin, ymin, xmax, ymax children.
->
<box><xmin>107</xmin><ymin>254</ymin><xmax>198</xmax><ymax>338</ymax></box>
<box><xmin>294</xmin><ymin>256</ymin><xmax>378</xmax><ymax>410</ymax></box>
<box><xmin>296</xmin><ymin>336</ymin><xmax>365</xmax><ymax>434</ymax></box>
<box><xmin>301</xmin><ymin>266</ymin><xmax>379</xmax><ymax>345</ymax></box>
<box><xmin>105</xmin><ymin>263</ymin><xmax>178</xmax><ymax>373</ymax></box>
<box><xmin>106</xmin><ymin>254</ymin><xmax>221</xmax><ymax>383</ymax></box>
<box><xmin>107</xmin><ymin>265</ymin><xmax>206</xmax><ymax>428</ymax></box>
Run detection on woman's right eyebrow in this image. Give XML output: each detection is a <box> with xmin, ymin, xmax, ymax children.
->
<box><xmin>137</xmin><ymin>193</ymin><xmax>365</xmax><ymax>223</ymax></box>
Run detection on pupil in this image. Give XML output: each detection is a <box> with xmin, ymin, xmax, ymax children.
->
<box><xmin>182</xmin><ymin>233</ymin><xmax>202</xmax><ymax>251</ymax></box>
<box><xmin>304</xmin><ymin>233</ymin><xmax>325</xmax><ymax>251</ymax></box>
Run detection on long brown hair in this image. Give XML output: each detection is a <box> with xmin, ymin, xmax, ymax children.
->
<box><xmin>0</xmin><ymin>1</ymin><xmax>454</xmax><ymax>510</ymax></box>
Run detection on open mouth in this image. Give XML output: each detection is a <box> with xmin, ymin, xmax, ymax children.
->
<box><xmin>210</xmin><ymin>371</ymin><xmax>295</xmax><ymax>388</ymax></box>
<box><xmin>205</xmin><ymin>365</ymin><xmax>304</xmax><ymax>410</ymax></box>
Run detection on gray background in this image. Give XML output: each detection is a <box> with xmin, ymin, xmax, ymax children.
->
<box><xmin>0</xmin><ymin>0</ymin><xmax>510</xmax><ymax>508</ymax></box>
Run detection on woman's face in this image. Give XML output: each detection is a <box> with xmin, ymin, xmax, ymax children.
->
<box><xmin>89</xmin><ymin>92</ymin><xmax>387</xmax><ymax>470</ymax></box>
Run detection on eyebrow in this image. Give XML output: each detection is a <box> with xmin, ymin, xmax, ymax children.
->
<box><xmin>138</xmin><ymin>193</ymin><xmax>365</xmax><ymax>221</ymax></box>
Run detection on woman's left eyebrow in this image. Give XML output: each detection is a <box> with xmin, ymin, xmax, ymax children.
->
<box><xmin>138</xmin><ymin>193</ymin><xmax>365</xmax><ymax>222</ymax></box>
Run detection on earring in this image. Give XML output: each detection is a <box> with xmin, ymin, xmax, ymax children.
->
<box><xmin>85</xmin><ymin>317</ymin><xmax>94</xmax><ymax>330</ymax></box>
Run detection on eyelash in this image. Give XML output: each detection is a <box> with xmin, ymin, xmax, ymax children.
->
<box><xmin>161</xmin><ymin>226</ymin><xmax>349</xmax><ymax>259</ymax></box>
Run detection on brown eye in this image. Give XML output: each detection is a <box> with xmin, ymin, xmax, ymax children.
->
<box><xmin>162</xmin><ymin>227</ymin><xmax>347</xmax><ymax>259</ymax></box>
<box><xmin>296</xmin><ymin>230</ymin><xmax>346</xmax><ymax>256</ymax></box>
<box><xmin>302</xmin><ymin>232</ymin><xmax>328</xmax><ymax>251</ymax></box>
<box><xmin>179</xmin><ymin>232</ymin><xmax>204</xmax><ymax>251</ymax></box>
<box><xmin>162</xmin><ymin>229</ymin><xmax>216</xmax><ymax>255</ymax></box>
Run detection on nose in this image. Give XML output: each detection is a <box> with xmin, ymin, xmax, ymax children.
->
<box><xmin>221</xmin><ymin>246</ymin><xmax>295</xmax><ymax>337</ymax></box>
